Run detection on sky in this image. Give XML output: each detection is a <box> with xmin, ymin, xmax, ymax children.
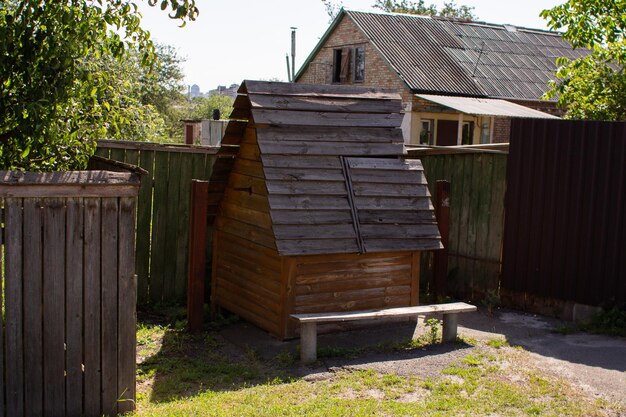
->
<box><xmin>138</xmin><ymin>0</ymin><xmax>563</xmax><ymax>92</ymax></box>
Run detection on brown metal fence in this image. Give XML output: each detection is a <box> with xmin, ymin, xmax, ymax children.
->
<box><xmin>93</xmin><ymin>140</ymin><xmax>218</xmax><ymax>305</ymax></box>
<box><xmin>502</xmin><ymin>119</ymin><xmax>626</xmax><ymax>307</ymax></box>
<box><xmin>0</xmin><ymin>170</ymin><xmax>139</xmax><ymax>417</ymax></box>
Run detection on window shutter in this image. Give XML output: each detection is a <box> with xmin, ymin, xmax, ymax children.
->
<box><xmin>340</xmin><ymin>48</ymin><xmax>351</xmax><ymax>82</ymax></box>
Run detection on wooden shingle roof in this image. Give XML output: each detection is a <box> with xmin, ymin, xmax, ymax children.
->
<box><xmin>215</xmin><ymin>80</ymin><xmax>442</xmax><ymax>256</ymax></box>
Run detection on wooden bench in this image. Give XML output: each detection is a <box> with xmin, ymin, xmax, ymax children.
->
<box><xmin>291</xmin><ymin>302</ymin><xmax>477</xmax><ymax>363</ymax></box>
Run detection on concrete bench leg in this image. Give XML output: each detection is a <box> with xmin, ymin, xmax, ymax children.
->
<box><xmin>300</xmin><ymin>322</ymin><xmax>317</xmax><ymax>363</ymax></box>
<box><xmin>442</xmin><ymin>313</ymin><xmax>458</xmax><ymax>343</ymax></box>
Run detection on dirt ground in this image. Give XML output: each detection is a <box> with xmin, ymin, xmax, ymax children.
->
<box><xmin>217</xmin><ymin>307</ymin><xmax>626</xmax><ymax>408</ymax></box>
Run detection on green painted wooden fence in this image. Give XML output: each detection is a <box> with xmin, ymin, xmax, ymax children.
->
<box><xmin>408</xmin><ymin>149</ymin><xmax>508</xmax><ymax>301</ymax></box>
<box><xmin>94</xmin><ymin>140</ymin><xmax>218</xmax><ymax>305</ymax></box>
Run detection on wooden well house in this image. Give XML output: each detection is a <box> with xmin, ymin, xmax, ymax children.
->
<box><xmin>210</xmin><ymin>81</ymin><xmax>442</xmax><ymax>339</ymax></box>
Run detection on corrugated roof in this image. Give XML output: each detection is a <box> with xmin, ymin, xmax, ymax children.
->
<box><xmin>301</xmin><ymin>10</ymin><xmax>587</xmax><ymax>101</ymax></box>
<box><xmin>215</xmin><ymin>80</ymin><xmax>442</xmax><ymax>256</ymax></box>
<box><xmin>416</xmin><ymin>94</ymin><xmax>560</xmax><ymax>118</ymax></box>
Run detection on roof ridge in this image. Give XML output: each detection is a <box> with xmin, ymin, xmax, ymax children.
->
<box><xmin>344</xmin><ymin>9</ymin><xmax>562</xmax><ymax>36</ymax></box>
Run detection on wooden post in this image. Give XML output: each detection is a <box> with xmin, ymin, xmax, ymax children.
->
<box><xmin>434</xmin><ymin>180</ymin><xmax>450</xmax><ymax>299</ymax></box>
<box><xmin>187</xmin><ymin>180</ymin><xmax>209</xmax><ymax>332</ymax></box>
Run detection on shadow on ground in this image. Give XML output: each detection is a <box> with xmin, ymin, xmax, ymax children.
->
<box><xmin>136</xmin><ymin>310</ymin><xmax>475</xmax><ymax>404</ymax></box>
<box><xmin>137</xmin><ymin>306</ymin><xmax>626</xmax><ymax>406</ymax></box>
<box><xmin>458</xmin><ymin>307</ymin><xmax>626</xmax><ymax>372</ymax></box>
<box><xmin>137</xmin><ymin>310</ymin><xmax>297</xmax><ymax>404</ymax></box>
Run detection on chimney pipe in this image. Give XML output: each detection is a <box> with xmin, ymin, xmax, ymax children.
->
<box><xmin>290</xmin><ymin>27</ymin><xmax>297</xmax><ymax>82</ymax></box>
<box><xmin>286</xmin><ymin>53</ymin><xmax>292</xmax><ymax>82</ymax></box>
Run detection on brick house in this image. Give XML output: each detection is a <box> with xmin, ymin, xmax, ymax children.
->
<box><xmin>295</xmin><ymin>10</ymin><xmax>587</xmax><ymax>145</ymax></box>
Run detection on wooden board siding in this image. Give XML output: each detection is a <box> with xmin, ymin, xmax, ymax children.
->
<box><xmin>288</xmin><ymin>251</ymin><xmax>419</xmax><ymax>337</ymax></box>
<box><xmin>211</xmin><ymin>81</ymin><xmax>441</xmax><ymax>340</ymax></box>
<box><xmin>212</xmin><ymin>126</ymin><xmax>284</xmax><ymax>337</ymax></box>
<box><xmin>212</xmin><ymin>230</ymin><xmax>283</xmax><ymax>336</ymax></box>
<box><xmin>0</xmin><ymin>171</ymin><xmax>139</xmax><ymax>417</ymax></box>
<box><xmin>345</xmin><ymin>157</ymin><xmax>442</xmax><ymax>253</ymax></box>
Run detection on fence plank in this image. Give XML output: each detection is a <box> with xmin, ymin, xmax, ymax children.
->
<box><xmin>110</xmin><ymin>148</ymin><xmax>126</xmax><ymax>165</ymax></box>
<box><xmin>136</xmin><ymin>150</ymin><xmax>155</xmax><ymax>304</ymax></box>
<box><xmin>23</xmin><ymin>199</ymin><xmax>43</xmax><ymax>417</ymax></box>
<box><xmin>5</xmin><ymin>198</ymin><xmax>24</xmax><ymax>417</ymax></box>
<box><xmin>65</xmin><ymin>198</ymin><xmax>84</xmax><ymax>417</ymax></box>
<box><xmin>188</xmin><ymin>181</ymin><xmax>210</xmax><ymax>332</ymax></box>
<box><xmin>43</xmin><ymin>198</ymin><xmax>66</xmax><ymax>416</ymax></box>
<box><xmin>94</xmin><ymin>142</ymin><xmax>219</xmax><ymax>305</ymax></box>
<box><xmin>163</xmin><ymin>152</ymin><xmax>182</xmax><ymax>302</ymax></box>
<box><xmin>83</xmin><ymin>199</ymin><xmax>102</xmax><ymax>416</ymax></box>
<box><xmin>94</xmin><ymin>146</ymin><xmax>111</xmax><ymax>159</ymax></box>
<box><xmin>118</xmin><ymin>197</ymin><xmax>137</xmax><ymax>414</ymax></box>
<box><xmin>150</xmin><ymin>151</ymin><xmax>170</xmax><ymax>304</ymax></box>
<box><xmin>101</xmin><ymin>197</ymin><xmax>119</xmax><ymax>416</ymax></box>
<box><xmin>175</xmin><ymin>154</ymin><xmax>193</xmax><ymax>301</ymax></box>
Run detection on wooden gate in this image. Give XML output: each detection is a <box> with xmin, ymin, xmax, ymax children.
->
<box><xmin>407</xmin><ymin>147</ymin><xmax>507</xmax><ymax>300</ymax></box>
<box><xmin>0</xmin><ymin>170</ymin><xmax>140</xmax><ymax>417</ymax></box>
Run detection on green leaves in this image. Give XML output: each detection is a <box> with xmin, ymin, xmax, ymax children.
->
<box><xmin>541</xmin><ymin>0</ymin><xmax>626</xmax><ymax>121</ymax></box>
<box><xmin>0</xmin><ymin>0</ymin><xmax>197</xmax><ymax>171</ymax></box>
<box><xmin>372</xmin><ymin>0</ymin><xmax>477</xmax><ymax>20</ymax></box>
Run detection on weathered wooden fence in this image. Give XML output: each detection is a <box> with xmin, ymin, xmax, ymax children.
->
<box><xmin>93</xmin><ymin>140</ymin><xmax>218</xmax><ymax>305</ymax></box>
<box><xmin>0</xmin><ymin>170</ymin><xmax>139</xmax><ymax>417</ymax></box>
<box><xmin>502</xmin><ymin>119</ymin><xmax>626</xmax><ymax>309</ymax></box>
<box><xmin>407</xmin><ymin>147</ymin><xmax>508</xmax><ymax>301</ymax></box>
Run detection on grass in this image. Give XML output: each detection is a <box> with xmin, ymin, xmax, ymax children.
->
<box><xmin>131</xmin><ymin>311</ymin><xmax>623</xmax><ymax>417</ymax></box>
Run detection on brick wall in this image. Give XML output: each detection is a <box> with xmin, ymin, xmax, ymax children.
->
<box><xmin>296</xmin><ymin>15</ymin><xmax>413</xmax><ymax>103</ymax></box>
<box><xmin>510</xmin><ymin>99</ymin><xmax>564</xmax><ymax>117</ymax></box>
<box><xmin>492</xmin><ymin>117</ymin><xmax>511</xmax><ymax>143</ymax></box>
<box><xmin>297</xmin><ymin>15</ymin><xmax>563</xmax><ymax>144</ymax></box>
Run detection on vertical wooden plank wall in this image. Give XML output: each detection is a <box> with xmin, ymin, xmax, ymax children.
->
<box><xmin>413</xmin><ymin>152</ymin><xmax>507</xmax><ymax>300</ymax></box>
<box><xmin>0</xmin><ymin>190</ymin><xmax>137</xmax><ymax>417</ymax></box>
<box><xmin>94</xmin><ymin>141</ymin><xmax>218</xmax><ymax>304</ymax></box>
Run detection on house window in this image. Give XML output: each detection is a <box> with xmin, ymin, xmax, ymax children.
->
<box><xmin>332</xmin><ymin>48</ymin><xmax>351</xmax><ymax>83</ymax></box>
<box><xmin>462</xmin><ymin>121</ymin><xmax>474</xmax><ymax>145</ymax></box>
<box><xmin>354</xmin><ymin>46</ymin><xmax>365</xmax><ymax>82</ymax></box>
<box><xmin>420</xmin><ymin>120</ymin><xmax>433</xmax><ymax>145</ymax></box>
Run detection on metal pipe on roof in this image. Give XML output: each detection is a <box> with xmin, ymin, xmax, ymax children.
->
<box><xmin>291</xmin><ymin>27</ymin><xmax>297</xmax><ymax>83</ymax></box>
<box><xmin>285</xmin><ymin>54</ymin><xmax>292</xmax><ymax>82</ymax></box>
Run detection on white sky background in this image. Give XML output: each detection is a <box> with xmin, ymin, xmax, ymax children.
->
<box><xmin>137</xmin><ymin>0</ymin><xmax>563</xmax><ymax>92</ymax></box>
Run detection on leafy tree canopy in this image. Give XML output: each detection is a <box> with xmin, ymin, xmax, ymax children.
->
<box><xmin>0</xmin><ymin>0</ymin><xmax>198</xmax><ymax>171</ymax></box>
<box><xmin>372</xmin><ymin>0</ymin><xmax>477</xmax><ymax>20</ymax></box>
<box><xmin>190</xmin><ymin>95</ymin><xmax>235</xmax><ymax>121</ymax></box>
<box><xmin>541</xmin><ymin>1</ymin><xmax>626</xmax><ymax>120</ymax></box>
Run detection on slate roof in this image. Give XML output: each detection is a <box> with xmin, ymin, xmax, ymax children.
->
<box><xmin>215</xmin><ymin>80</ymin><xmax>443</xmax><ymax>256</ymax></box>
<box><xmin>296</xmin><ymin>10</ymin><xmax>588</xmax><ymax>101</ymax></box>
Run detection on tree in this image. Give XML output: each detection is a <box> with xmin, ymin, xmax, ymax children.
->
<box><xmin>0</xmin><ymin>1</ymin><xmax>198</xmax><ymax>171</ymax></box>
<box><xmin>541</xmin><ymin>1</ymin><xmax>626</xmax><ymax>120</ymax></box>
<box><xmin>372</xmin><ymin>0</ymin><xmax>477</xmax><ymax>20</ymax></box>
<box><xmin>190</xmin><ymin>95</ymin><xmax>235</xmax><ymax>121</ymax></box>
<box><xmin>139</xmin><ymin>44</ymin><xmax>188</xmax><ymax>139</ymax></box>
<box><xmin>322</xmin><ymin>0</ymin><xmax>344</xmax><ymax>22</ymax></box>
